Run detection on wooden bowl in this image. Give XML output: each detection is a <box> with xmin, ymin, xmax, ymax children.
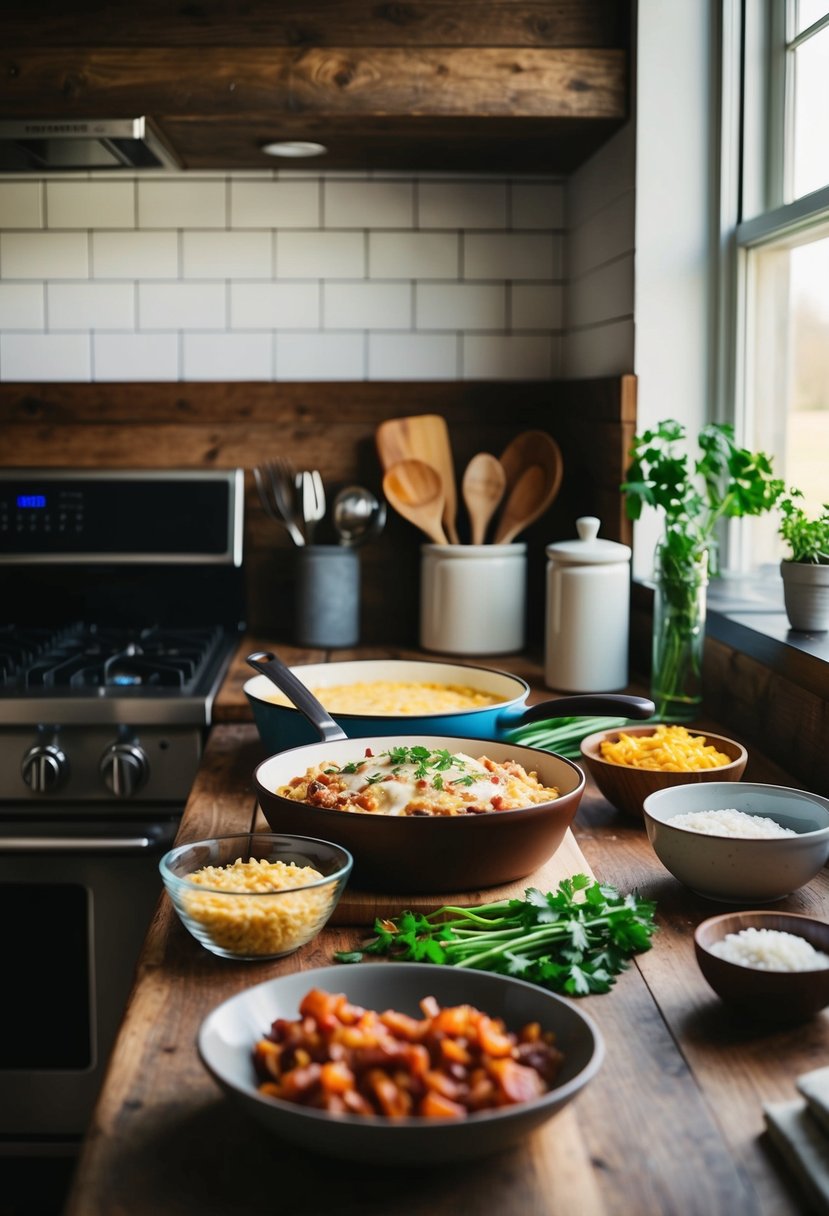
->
<box><xmin>579</xmin><ymin>724</ymin><xmax>747</xmax><ymax>819</ymax></box>
<box><xmin>694</xmin><ymin>911</ymin><xmax>829</xmax><ymax>1023</ymax></box>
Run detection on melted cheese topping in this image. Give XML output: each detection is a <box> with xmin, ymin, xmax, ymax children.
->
<box><xmin>277</xmin><ymin>747</ymin><xmax>559</xmax><ymax>817</ymax></box>
<box><xmin>259</xmin><ymin>680</ymin><xmax>504</xmax><ymax>715</ymax></box>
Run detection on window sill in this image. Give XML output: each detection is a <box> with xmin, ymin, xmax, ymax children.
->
<box><xmin>706</xmin><ymin>567</ymin><xmax>827</xmax><ymax>699</ymax></box>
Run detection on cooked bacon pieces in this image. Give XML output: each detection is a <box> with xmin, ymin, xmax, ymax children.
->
<box><xmin>252</xmin><ymin>988</ymin><xmax>563</xmax><ymax>1119</ymax></box>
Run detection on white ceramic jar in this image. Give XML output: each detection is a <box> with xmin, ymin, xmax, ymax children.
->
<box><xmin>420</xmin><ymin>543</ymin><xmax>527</xmax><ymax>655</ymax></box>
<box><xmin>545</xmin><ymin>517</ymin><xmax>631</xmax><ymax>692</ymax></box>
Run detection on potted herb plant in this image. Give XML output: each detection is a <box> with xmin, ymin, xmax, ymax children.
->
<box><xmin>778</xmin><ymin>491</ymin><xmax>829</xmax><ymax>631</ymax></box>
<box><xmin>623</xmin><ymin>420</ymin><xmax>784</xmax><ymax>719</ymax></box>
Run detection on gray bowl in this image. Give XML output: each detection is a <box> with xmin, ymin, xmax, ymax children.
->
<box><xmin>198</xmin><ymin>962</ymin><xmax>604</xmax><ymax>1164</ymax></box>
<box><xmin>642</xmin><ymin>782</ymin><xmax>829</xmax><ymax>902</ymax></box>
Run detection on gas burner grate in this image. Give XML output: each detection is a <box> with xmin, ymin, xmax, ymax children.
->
<box><xmin>8</xmin><ymin>624</ymin><xmax>225</xmax><ymax>691</ymax></box>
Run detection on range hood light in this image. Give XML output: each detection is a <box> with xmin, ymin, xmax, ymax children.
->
<box><xmin>261</xmin><ymin>140</ymin><xmax>328</xmax><ymax>159</ymax></box>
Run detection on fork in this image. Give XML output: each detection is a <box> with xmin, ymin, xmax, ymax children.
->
<box><xmin>299</xmin><ymin>469</ymin><xmax>326</xmax><ymax>545</ymax></box>
<box><xmin>254</xmin><ymin>460</ymin><xmax>306</xmax><ymax>547</ymax></box>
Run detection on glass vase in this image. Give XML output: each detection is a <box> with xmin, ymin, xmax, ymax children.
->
<box><xmin>650</xmin><ymin>543</ymin><xmax>709</xmax><ymax>721</ymax></box>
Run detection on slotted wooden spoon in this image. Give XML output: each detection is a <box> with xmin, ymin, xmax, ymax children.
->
<box><xmin>462</xmin><ymin>452</ymin><xmax>507</xmax><ymax>544</ymax></box>
<box><xmin>382</xmin><ymin>459</ymin><xmax>449</xmax><ymax>545</ymax></box>
<box><xmin>493</xmin><ymin>464</ymin><xmax>546</xmax><ymax>544</ymax></box>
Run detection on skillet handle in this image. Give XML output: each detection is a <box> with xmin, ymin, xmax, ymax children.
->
<box><xmin>246</xmin><ymin>651</ymin><xmax>349</xmax><ymax>743</ymax></box>
<box><xmin>516</xmin><ymin>693</ymin><xmax>655</xmax><ymax>726</ymax></box>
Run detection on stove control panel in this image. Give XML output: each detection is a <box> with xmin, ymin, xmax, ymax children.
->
<box><xmin>4</xmin><ymin>726</ymin><xmax>202</xmax><ymax>806</ymax></box>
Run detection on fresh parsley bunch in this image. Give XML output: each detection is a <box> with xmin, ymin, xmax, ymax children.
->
<box><xmin>622</xmin><ymin>420</ymin><xmax>784</xmax><ymax>575</ymax></box>
<box><xmin>336</xmin><ymin>874</ymin><xmax>657</xmax><ymax>997</ymax></box>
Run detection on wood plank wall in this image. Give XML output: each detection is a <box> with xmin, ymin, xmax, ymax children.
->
<box><xmin>0</xmin><ymin>377</ymin><xmax>637</xmax><ymax>648</ymax></box>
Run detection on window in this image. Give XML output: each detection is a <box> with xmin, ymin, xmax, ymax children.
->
<box><xmin>728</xmin><ymin>1</ymin><xmax>829</xmax><ymax>568</ymax></box>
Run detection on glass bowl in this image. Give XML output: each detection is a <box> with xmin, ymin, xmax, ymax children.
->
<box><xmin>159</xmin><ymin>833</ymin><xmax>353</xmax><ymax>960</ymax></box>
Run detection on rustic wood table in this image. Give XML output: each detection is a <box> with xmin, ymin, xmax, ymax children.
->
<box><xmin>65</xmin><ymin>644</ymin><xmax>828</xmax><ymax>1216</ymax></box>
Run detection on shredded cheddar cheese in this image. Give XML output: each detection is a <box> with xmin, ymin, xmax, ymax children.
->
<box><xmin>599</xmin><ymin>724</ymin><xmax>732</xmax><ymax>772</ymax></box>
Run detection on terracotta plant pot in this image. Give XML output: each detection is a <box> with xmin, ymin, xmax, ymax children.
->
<box><xmin>780</xmin><ymin>560</ymin><xmax>829</xmax><ymax>631</ymax></box>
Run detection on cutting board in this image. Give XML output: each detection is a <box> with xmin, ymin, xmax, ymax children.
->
<box><xmin>329</xmin><ymin>829</ymin><xmax>594</xmax><ymax>925</ymax></box>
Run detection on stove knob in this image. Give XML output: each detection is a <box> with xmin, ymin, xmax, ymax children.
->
<box><xmin>100</xmin><ymin>743</ymin><xmax>149</xmax><ymax>798</ymax></box>
<box><xmin>21</xmin><ymin>743</ymin><xmax>69</xmax><ymax>794</ymax></box>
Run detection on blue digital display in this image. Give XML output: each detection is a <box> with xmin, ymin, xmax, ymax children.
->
<box><xmin>17</xmin><ymin>494</ymin><xmax>46</xmax><ymax>509</ymax></box>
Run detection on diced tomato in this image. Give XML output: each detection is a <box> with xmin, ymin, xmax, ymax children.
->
<box><xmin>477</xmin><ymin>1015</ymin><xmax>514</xmax><ymax>1058</ymax></box>
<box><xmin>490</xmin><ymin>795</ymin><xmax>507</xmax><ymax>810</ymax></box>
<box><xmin>364</xmin><ymin>747</ymin><xmax>374</xmax><ymax>757</ymax></box>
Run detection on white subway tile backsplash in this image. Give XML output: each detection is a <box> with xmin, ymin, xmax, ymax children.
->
<box><xmin>138</xmin><ymin>179</ymin><xmax>226</xmax><ymax>228</ymax></box>
<box><xmin>139</xmin><ymin>282</ymin><xmax>226</xmax><ymax>329</ymax></box>
<box><xmin>324</xmin><ymin>281</ymin><xmax>411</xmax><ymax>329</ymax></box>
<box><xmin>47</xmin><ymin>181</ymin><xmax>135</xmax><ymax>229</ymax></box>
<box><xmin>416</xmin><ymin>283</ymin><xmax>505</xmax><ymax>331</ymax></box>
<box><xmin>568</xmin><ymin>190</ymin><xmax>635</xmax><ymax>278</ymax></box>
<box><xmin>324</xmin><ymin>180</ymin><xmax>414</xmax><ymax>229</ymax></box>
<box><xmin>231</xmin><ymin>282</ymin><xmax>319</xmax><ymax>329</ymax></box>
<box><xmin>368</xmin><ymin>232</ymin><xmax>458</xmax><ymax>279</ymax></box>
<box><xmin>0</xmin><ymin>170</ymin><xmax>580</xmax><ymax>382</ymax></box>
<box><xmin>0</xmin><ymin>283</ymin><xmax>44</xmax><ymax>330</ymax></box>
<box><xmin>464</xmin><ymin>233</ymin><xmax>557</xmax><ymax>281</ymax></box>
<box><xmin>183</xmin><ymin>332</ymin><xmax>272</xmax><ymax>379</ymax></box>
<box><xmin>511</xmin><ymin>284</ymin><xmax>563</xmax><ymax>330</ymax></box>
<box><xmin>569</xmin><ymin>254</ymin><xmax>634</xmax><ymax>329</ymax></box>
<box><xmin>231</xmin><ymin>180</ymin><xmax>320</xmax><ymax>228</ymax></box>
<box><xmin>368</xmin><ymin>332</ymin><xmax>458</xmax><ymax>379</ymax></box>
<box><xmin>93</xmin><ymin>333</ymin><xmax>180</xmax><ymax>380</ymax></box>
<box><xmin>93</xmin><ymin>231</ymin><xmax>178</xmax><ymax>279</ymax></box>
<box><xmin>0</xmin><ymin>182</ymin><xmax>43</xmax><ymax>228</ymax></box>
<box><xmin>183</xmin><ymin>231</ymin><xmax>272</xmax><ymax>278</ymax></box>
<box><xmin>2</xmin><ymin>232</ymin><xmax>89</xmax><ymax>279</ymax></box>
<box><xmin>48</xmin><ymin>282</ymin><xmax>135</xmax><ymax>330</ymax></box>
<box><xmin>277</xmin><ymin>231</ymin><xmax>364</xmax><ymax>279</ymax></box>
<box><xmin>418</xmin><ymin>182</ymin><xmax>507</xmax><ymax>230</ymax></box>
<box><xmin>511</xmin><ymin>182</ymin><xmax>565</xmax><ymax>230</ymax></box>
<box><xmin>1</xmin><ymin>332</ymin><xmax>90</xmax><ymax>380</ymax></box>
<box><xmin>276</xmin><ymin>331</ymin><xmax>364</xmax><ymax>380</ymax></box>
<box><xmin>463</xmin><ymin>335</ymin><xmax>555</xmax><ymax>379</ymax></box>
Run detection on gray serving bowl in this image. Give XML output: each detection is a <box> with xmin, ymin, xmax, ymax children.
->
<box><xmin>642</xmin><ymin>782</ymin><xmax>829</xmax><ymax>902</ymax></box>
<box><xmin>197</xmin><ymin>962</ymin><xmax>604</xmax><ymax>1165</ymax></box>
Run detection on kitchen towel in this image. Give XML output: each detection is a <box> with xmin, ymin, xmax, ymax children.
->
<box><xmin>764</xmin><ymin>1077</ymin><xmax>829</xmax><ymax>1215</ymax></box>
<box><xmin>798</xmin><ymin>1066</ymin><xmax>829</xmax><ymax>1136</ymax></box>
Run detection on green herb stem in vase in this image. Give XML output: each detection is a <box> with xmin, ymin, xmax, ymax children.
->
<box><xmin>623</xmin><ymin>421</ymin><xmax>784</xmax><ymax>720</ymax></box>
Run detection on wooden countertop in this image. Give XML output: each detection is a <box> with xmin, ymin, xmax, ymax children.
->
<box><xmin>67</xmin><ymin>644</ymin><xmax>828</xmax><ymax>1216</ymax></box>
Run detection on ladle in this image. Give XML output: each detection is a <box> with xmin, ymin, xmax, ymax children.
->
<box><xmin>493</xmin><ymin>464</ymin><xmax>546</xmax><ymax>544</ymax></box>
<box><xmin>332</xmin><ymin>485</ymin><xmax>387</xmax><ymax>547</ymax></box>
<box><xmin>382</xmin><ymin>459</ymin><xmax>449</xmax><ymax>545</ymax></box>
<box><xmin>462</xmin><ymin>452</ymin><xmax>507</xmax><ymax>544</ymax></box>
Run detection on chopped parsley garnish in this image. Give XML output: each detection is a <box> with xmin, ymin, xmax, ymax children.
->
<box><xmin>379</xmin><ymin>745</ymin><xmax>474</xmax><ymax>790</ymax></box>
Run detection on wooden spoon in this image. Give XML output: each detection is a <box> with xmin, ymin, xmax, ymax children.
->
<box><xmin>462</xmin><ymin>453</ymin><xmax>506</xmax><ymax>545</ymax></box>
<box><xmin>493</xmin><ymin>464</ymin><xmax>546</xmax><ymax>544</ymax></box>
<box><xmin>376</xmin><ymin>414</ymin><xmax>460</xmax><ymax>543</ymax></box>
<box><xmin>383</xmin><ymin>459</ymin><xmax>449</xmax><ymax>545</ymax></box>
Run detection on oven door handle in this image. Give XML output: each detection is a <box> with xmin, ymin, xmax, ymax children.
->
<box><xmin>0</xmin><ymin>835</ymin><xmax>155</xmax><ymax>853</ymax></box>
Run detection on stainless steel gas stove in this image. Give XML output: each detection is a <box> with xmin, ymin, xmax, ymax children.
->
<box><xmin>0</xmin><ymin>468</ymin><xmax>245</xmax><ymax>1155</ymax></box>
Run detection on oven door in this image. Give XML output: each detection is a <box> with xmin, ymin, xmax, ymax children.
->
<box><xmin>0</xmin><ymin>814</ymin><xmax>179</xmax><ymax>1142</ymax></box>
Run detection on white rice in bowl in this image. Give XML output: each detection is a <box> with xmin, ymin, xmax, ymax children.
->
<box><xmin>670</xmin><ymin>808</ymin><xmax>796</xmax><ymax>838</ymax></box>
<box><xmin>710</xmin><ymin>927</ymin><xmax>829</xmax><ymax>972</ymax></box>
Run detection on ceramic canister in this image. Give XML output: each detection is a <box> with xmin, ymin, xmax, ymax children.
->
<box><xmin>419</xmin><ymin>542</ymin><xmax>527</xmax><ymax>655</ymax></box>
<box><xmin>545</xmin><ymin>517</ymin><xmax>631</xmax><ymax>692</ymax></box>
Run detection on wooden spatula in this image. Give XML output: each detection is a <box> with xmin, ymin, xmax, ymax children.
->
<box><xmin>495</xmin><ymin>429</ymin><xmax>564</xmax><ymax>540</ymax></box>
<box><xmin>493</xmin><ymin>464</ymin><xmax>546</xmax><ymax>544</ymax></box>
<box><xmin>382</xmin><ymin>459</ymin><xmax>449</xmax><ymax>545</ymax></box>
<box><xmin>376</xmin><ymin>414</ymin><xmax>459</xmax><ymax>543</ymax></box>
<box><xmin>462</xmin><ymin>452</ymin><xmax>506</xmax><ymax>544</ymax></box>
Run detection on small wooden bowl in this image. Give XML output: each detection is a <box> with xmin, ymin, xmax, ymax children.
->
<box><xmin>694</xmin><ymin>911</ymin><xmax>829</xmax><ymax>1023</ymax></box>
<box><xmin>579</xmin><ymin>724</ymin><xmax>747</xmax><ymax>819</ymax></box>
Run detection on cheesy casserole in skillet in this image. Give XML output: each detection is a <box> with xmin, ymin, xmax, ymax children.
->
<box><xmin>276</xmin><ymin>746</ymin><xmax>559</xmax><ymax>817</ymax></box>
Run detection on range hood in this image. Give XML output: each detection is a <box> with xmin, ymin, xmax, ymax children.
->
<box><xmin>0</xmin><ymin>118</ymin><xmax>180</xmax><ymax>173</ymax></box>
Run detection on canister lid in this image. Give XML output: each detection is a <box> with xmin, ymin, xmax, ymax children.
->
<box><xmin>545</xmin><ymin>516</ymin><xmax>632</xmax><ymax>564</ymax></box>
